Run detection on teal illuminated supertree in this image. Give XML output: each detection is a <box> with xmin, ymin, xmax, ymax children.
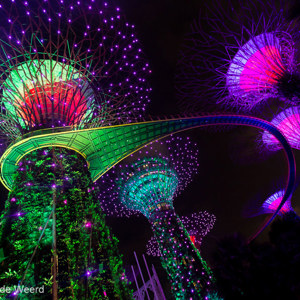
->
<box><xmin>98</xmin><ymin>136</ymin><xmax>221</xmax><ymax>299</ymax></box>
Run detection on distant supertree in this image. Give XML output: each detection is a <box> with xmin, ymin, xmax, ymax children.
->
<box><xmin>177</xmin><ymin>0</ymin><xmax>299</xmax><ymax>112</ymax></box>
<box><xmin>98</xmin><ymin>136</ymin><xmax>221</xmax><ymax>300</ymax></box>
<box><xmin>0</xmin><ymin>0</ymin><xmax>152</xmax><ymax>298</ymax></box>
<box><xmin>146</xmin><ymin>211</ymin><xmax>216</xmax><ymax>256</ymax></box>
<box><xmin>245</xmin><ymin>190</ymin><xmax>298</xmax><ymax>218</ymax></box>
<box><xmin>262</xmin><ymin>106</ymin><xmax>300</xmax><ymax>151</ymax></box>
<box><xmin>262</xmin><ymin>190</ymin><xmax>295</xmax><ymax>216</ymax></box>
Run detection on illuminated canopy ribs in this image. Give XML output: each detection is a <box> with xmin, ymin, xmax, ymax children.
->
<box><xmin>3</xmin><ymin>60</ymin><xmax>94</xmax><ymax>128</ymax></box>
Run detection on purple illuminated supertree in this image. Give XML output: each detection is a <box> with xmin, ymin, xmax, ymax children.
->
<box><xmin>98</xmin><ymin>136</ymin><xmax>221</xmax><ymax>299</ymax></box>
<box><xmin>262</xmin><ymin>190</ymin><xmax>295</xmax><ymax>216</ymax></box>
<box><xmin>262</xmin><ymin>106</ymin><xmax>300</xmax><ymax>151</ymax></box>
<box><xmin>177</xmin><ymin>1</ymin><xmax>299</xmax><ymax>112</ymax></box>
<box><xmin>0</xmin><ymin>0</ymin><xmax>152</xmax><ymax>298</ymax></box>
<box><xmin>146</xmin><ymin>211</ymin><xmax>216</xmax><ymax>256</ymax></box>
<box><xmin>245</xmin><ymin>190</ymin><xmax>298</xmax><ymax>218</ymax></box>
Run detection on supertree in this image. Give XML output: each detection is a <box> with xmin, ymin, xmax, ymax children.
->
<box><xmin>176</xmin><ymin>0</ymin><xmax>300</xmax><ymax>112</ymax></box>
<box><xmin>262</xmin><ymin>106</ymin><xmax>300</xmax><ymax>151</ymax></box>
<box><xmin>146</xmin><ymin>211</ymin><xmax>216</xmax><ymax>256</ymax></box>
<box><xmin>98</xmin><ymin>136</ymin><xmax>221</xmax><ymax>300</ymax></box>
<box><xmin>0</xmin><ymin>0</ymin><xmax>152</xmax><ymax>298</ymax></box>
<box><xmin>244</xmin><ymin>189</ymin><xmax>299</xmax><ymax>221</ymax></box>
<box><xmin>261</xmin><ymin>190</ymin><xmax>296</xmax><ymax>216</ymax></box>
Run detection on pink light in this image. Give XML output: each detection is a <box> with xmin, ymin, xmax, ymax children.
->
<box><xmin>85</xmin><ymin>222</ymin><xmax>92</xmax><ymax>228</ymax></box>
<box><xmin>262</xmin><ymin>107</ymin><xmax>300</xmax><ymax>150</ymax></box>
<box><xmin>19</xmin><ymin>82</ymin><xmax>88</xmax><ymax>126</ymax></box>
<box><xmin>263</xmin><ymin>191</ymin><xmax>293</xmax><ymax>215</ymax></box>
<box><xmin>240</xmin><ymin>46</ymin><xmax>284</xmax><ymax>92</ymax></box>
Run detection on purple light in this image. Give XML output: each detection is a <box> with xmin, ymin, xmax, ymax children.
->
<box><xmin>262</xmin><ymin>190</ymin><xmax>294</xmax><ymax>216</ymax></box>
<box><xmin>86</xmin><ymin>270</ymin><xmax>91</xmax><ymax>277</ymax></box>
<box><xmin>85</xmin><ymin>221</ymin><xmax>92</xmax><ymax>228</ymax></box>
<box><xmin>262</xmin><ymin>106</ymin><xmax>300</xmax><ymax>150</ymax></box>
<box><xmin>176</xmin><ymin>6</ymin><xmax>298</xmax><ymax>113</ymax></box>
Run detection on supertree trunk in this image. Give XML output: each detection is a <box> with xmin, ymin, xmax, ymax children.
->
<box><xmin>149</xmin><ymin>207</ymin><xmax>217</xmax><ymax>299</ymax></box>
<box><xmin>0</xmin><ymin>148</ymin><xmax>132</xmax><ymax>299</ymax></box>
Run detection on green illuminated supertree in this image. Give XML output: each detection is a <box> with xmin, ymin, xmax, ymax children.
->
<box><xmin>98</xmin><ymin>136</ymin><xmax>221</xmax><ymax>299</ymax></box>
<box><xmin>0</xmin><ymin>0</ymin><xmax>152</xmax><ymax>298</ymax></box>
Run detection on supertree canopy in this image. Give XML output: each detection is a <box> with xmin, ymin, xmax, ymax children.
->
<box><xmin>245</xmin><ymin>190</ymin><xmax>297</xmax><ymax>218</ymax></box>
<box><xmin>146</xmin><ymin>211</ymin><xmax>216</xmax><ymax>256</ymax></box>
<box><xmin>262</xmin><ymin>106</ymin><xmax>300</xmax><ymax>151</ymax></box>
<box><xmin>98</xmin><ymin>136</ymin><xmax>221</xmax><ymax>299</ymax></box>
<box><xmin>176</xmin><ymin>1</ymin><xmax>299</xmax><ymax>112</ymax></box>
<box><xmin>225</xmin><ymin>32</ymin><xmax>296</xmax><ymax>106</ymax></box>
<box><xmin>262</xmin><ymin>190</ymin><xmax>295</xmax><ymax>216</ymax></box>
<box><xmin>0</xmin><ymin>0</ymin><xmax>151</xmax><ymax>134</ymax></box>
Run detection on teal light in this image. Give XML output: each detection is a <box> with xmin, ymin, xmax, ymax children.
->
<box><xmin>119</xmin><ymin>158</ymin><xmax>178</xmax><ymax>218</ymax></box>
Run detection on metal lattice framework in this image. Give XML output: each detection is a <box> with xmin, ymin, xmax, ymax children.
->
<box><xmin>0</xmin><ymin>114</ymin><xmax>295</xmax><ymax>242</ymax></box>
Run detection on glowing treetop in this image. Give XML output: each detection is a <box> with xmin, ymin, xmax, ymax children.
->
<box><xmin>98</xmin><ymin>136</ymin><xmax>199</xmax><ymax>218</ymax></box>
<box><xmin>261</xmin><ymin>190</ymin><xmax>295</xmax><ymax>216</ymax></box>
<box><xmin>177</xmin><ymin>2</ymin><xmax>299</xmax><ymax>112</ymax></box>
<box><xmin>0</xmin><ymin>0</ymin><xmax>151</xmax><ymax>135</ymax></box>
<box><xmin>226</xmin><ymin>32</ymin><xmax>295</xmax><ymax>107</ymax></box>
<box><xmin>262</xmin><ymin>106</ymin><xmax>300</xmax><ymax>151</ymax></box>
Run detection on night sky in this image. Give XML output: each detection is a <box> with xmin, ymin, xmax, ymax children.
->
<box><xmin>0</xmin><ymin>0</ymin><xmax>300</xmax><ymax>296</ymax></box>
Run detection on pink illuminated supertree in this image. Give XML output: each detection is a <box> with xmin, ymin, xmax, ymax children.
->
<box><xmin>177</xmin><ymin>0</ymin><xmax>299</xmax><ymax>112</ymax></box>
<box><xmin>262</xmin><ymin>106</ymin><xmax>300</xmax><ymax>151</ymax></box>
<box><xmin>146</xmin><ymin>211</ymin><xmax>216</xmax><ymax>256</ymax></box>
<box><xmin>245</xmin><ymin>190</ymin><xmax>297</xmax><ymax>218</ymax></box>
<box><xmin>262</xmin><ymin>190</ymin><xmax>295</xmax><ymax>216</ymax></box>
